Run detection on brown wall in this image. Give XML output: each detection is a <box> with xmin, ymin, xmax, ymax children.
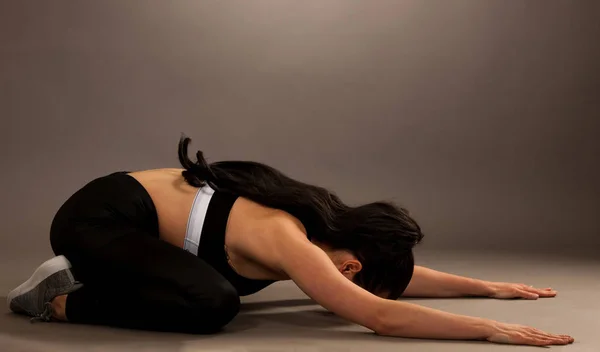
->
<box><xmin>1</xmin><ymin>1</ymin><xmax>598</xmax><ymax>258</ymax></box>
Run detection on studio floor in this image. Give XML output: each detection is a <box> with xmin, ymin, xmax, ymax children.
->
<box><xmin>1</xmin><ymin>249</ymin><xmax>598</xmax><ymax>352</ymax></box>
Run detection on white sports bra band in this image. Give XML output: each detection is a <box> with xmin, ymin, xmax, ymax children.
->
<box><xmin>184</xmin><ymin>184</ymin><xmax>215</xmax><ymax>256</ymax></box>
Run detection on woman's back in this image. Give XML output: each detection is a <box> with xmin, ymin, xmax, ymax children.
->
<box><xmin>129</xmin><ymin>168</ymin><xmax>302</xmax><ymax>282</ymax></box>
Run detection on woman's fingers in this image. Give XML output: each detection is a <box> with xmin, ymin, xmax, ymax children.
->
<box><xmin>520</xmin><ymin>285</ymin><xmax>557</xmax><ymax>297</ymax></box>
<box><xmin>537</xmin><ymin>288</ymin><xmax>557</xmax><ymax>297</ymax></box>
<box><xmin>525</xmin><ymin>328</ymin><xmax>574</xmax><ymax>345</ymax></box>
<box><xmin>536</xmin><ymin>335</ymin><xmax>573</xmax><ymax>345</ymax></box>
<box><xmin>516</xmin><ymin>289</ymin><xmax>539</xmax><ymax>299</ymax></box>
<box><xmin>490</xmin><ymin>283</ymin><xmax>558</xmax><ymax>299</ymax></box>
<box><xmin>488</xmin><ymin>323</ymin><xmax>574</xmax><ymax>346</ymax></box>
<box><xmin>522</xmin><ymin>334</ymin><xmax>571</xmax><ymax>346</ymax></box>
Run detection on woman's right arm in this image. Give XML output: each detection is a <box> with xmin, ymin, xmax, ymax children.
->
<box><xmin>272</xmin><ymin>220</ymin><xmax>574</xmax><ymax>346</ymax></box>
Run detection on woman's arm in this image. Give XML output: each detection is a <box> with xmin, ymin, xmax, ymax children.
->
<box><xmin>403</xmin><ymin>266</ymin><xmax>557</xmax><ymax>299</ymax></box>
<box><xmin>272</xmin><ymin>220</ymin><xmax>573</xmax><ymax>346</ymax></box>
<box><xmin>402</xmin><ymin>266</ymin><xmax>492</xmax><ymax>298</ymax></box>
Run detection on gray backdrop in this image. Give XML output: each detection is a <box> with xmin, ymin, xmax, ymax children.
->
<box><xmin>1</xmin><ymin>1</ymin><xmax>599</xmax><ymax>260</ymax></box>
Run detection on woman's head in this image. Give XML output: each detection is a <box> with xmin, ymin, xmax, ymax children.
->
<box><xmin>316</xmin><ymin>201</ymin><xmax>422</xmax><ymax>300</ymax></box>
<box><xmin>178</xmin><ymin>135</ymin><xmax>424</xmax><ymax>299</ymax></box>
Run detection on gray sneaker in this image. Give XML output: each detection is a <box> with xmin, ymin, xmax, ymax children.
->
<box><xmin>7</xmin><ymin>255</ymin><xmax>83</xmax><ymax>322</ymax></box>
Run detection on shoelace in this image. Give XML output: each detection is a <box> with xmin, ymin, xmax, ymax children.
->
<box><xmin>30</xmin><ymin>302</ymin><xmax>54</xmax><ymax>323</ymax></box>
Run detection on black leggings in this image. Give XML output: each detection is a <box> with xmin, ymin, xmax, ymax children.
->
<box><xmin>49</xmin><ymin>172</ymin><xmax>240</xmax><ymax>334</ymax></box>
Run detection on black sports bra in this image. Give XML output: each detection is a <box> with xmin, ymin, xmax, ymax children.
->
<box><xmin>193</xmin><ymin>189</ymin><xmax>275</xmax><ymax>296</ymax></box>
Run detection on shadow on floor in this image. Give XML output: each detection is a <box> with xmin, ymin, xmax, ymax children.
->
<box><xmin>240</xmin><ymin>298</ymin><xmax>318</xmax><ymax>312</ymax></box>
<box><xmin>0</xmin><ymin>297</ymin><xmax>394</xmax><ymax>351</ymax></box>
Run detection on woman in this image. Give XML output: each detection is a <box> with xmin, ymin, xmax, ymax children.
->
<box><xmin>7</xmin><ymin>136</ymin><xmax>573</xmax><ymax>346</ymax></box>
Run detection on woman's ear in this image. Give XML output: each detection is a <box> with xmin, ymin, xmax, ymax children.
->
<box><xmin>340</xmin><ymin>259</ymin><xmax>362</xmax><ymax>279</ymax></box>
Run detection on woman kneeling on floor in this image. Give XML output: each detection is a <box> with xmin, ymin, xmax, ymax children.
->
<box><xmin>8</xmin><ymin>135</ymin><xmax>574</xmax><ymax>347</ymax></box>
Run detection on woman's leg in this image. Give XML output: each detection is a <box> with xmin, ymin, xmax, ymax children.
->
<box><xmin>50</xmin><ymin>221</ymin><xmax>240</xmax><ymax>334</ymax></box>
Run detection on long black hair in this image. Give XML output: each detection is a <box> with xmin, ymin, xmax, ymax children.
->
<box><xmin>178</xmin><ymin>135</ymin><xmax>424</xmax><ymax>299</ymax></box>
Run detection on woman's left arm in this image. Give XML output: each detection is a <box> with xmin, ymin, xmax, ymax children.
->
<box><xmin>402</xmin><ymin>266</ymin><xmax>557</xmax><ymax>300</ymax></box>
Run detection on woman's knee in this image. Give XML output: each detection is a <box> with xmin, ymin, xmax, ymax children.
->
<box><xmin>188</xmin><ymin>280</ymin><xmax>240</xmax><ymax>332</ymax></box>
<box><xmin>49</xmin><ymin>208</ymin><xmax>76</xmax><ymax>256</ymax></box>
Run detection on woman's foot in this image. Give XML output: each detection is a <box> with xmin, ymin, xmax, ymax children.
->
<box><xmin>50</xmin><ymin>294</ymin><xmax>69</xmax><ymax>321</ymax></box>
<box><xmin>7</xmin><ymin>255</ymin><xmax>82</xmax><ymax>322</ymax></box>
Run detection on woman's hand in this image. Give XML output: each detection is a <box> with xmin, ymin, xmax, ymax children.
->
<box><xmin>487</xmin><ymin>282</ymin><xmax>557</xmax><ymax>300</ymax></box>
<box><xmin>487</xmin><ymin>322</ymin><xmax>574</xmax><ymax>346</ymax></box>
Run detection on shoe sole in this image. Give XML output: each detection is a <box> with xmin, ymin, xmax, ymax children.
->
<box><xmin>7</xmin><ymin>255</ymin><xmax>72</xmax><ymax>311</ymax></box>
